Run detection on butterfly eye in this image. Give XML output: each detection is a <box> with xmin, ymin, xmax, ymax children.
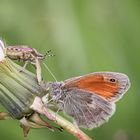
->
<box><xmin>109</xmin><ymin>78</ymin><xmax>116</xmax><ymax>83</ymax></box>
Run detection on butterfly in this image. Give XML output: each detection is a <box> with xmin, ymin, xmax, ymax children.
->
<box><xmin>48</xmin><ymin>72</ymin><xmax>130</xmax><ymax>129</ymax></box>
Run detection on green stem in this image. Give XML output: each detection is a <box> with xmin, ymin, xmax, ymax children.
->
<box><xmin>48</xmin><ymin>109</ymin><xmax>92</xmax><ymax>140</ymax></box>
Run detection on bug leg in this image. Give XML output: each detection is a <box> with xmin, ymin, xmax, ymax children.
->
<box><xmin>29</xmin><ymin>53</ymin><xmax>42</xmax><ymax>85</ymax></box>
<box><xmin>34</xmin><ymin>58</ymin><xmax>42</xmax><ymax>85</ymax></box>
<box><xmin>23</xmin><ymin>61</ymin><xmax>29</xmax><ymax>69</ymax></box>
<box><xmin>19</xmin><ymin>61</ymin><xmax>29</xmax><ymax>72</ymax></box>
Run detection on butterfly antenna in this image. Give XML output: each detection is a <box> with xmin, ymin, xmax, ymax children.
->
<box><xmin>43</xmin><ymin>62</ymin><xmax>57</xmax><ymax>82</ymax></box>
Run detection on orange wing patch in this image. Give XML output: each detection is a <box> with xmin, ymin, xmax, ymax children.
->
<box><xmin>64</xmin><ymin>75</ymin><xmax>119</xmax><ymax>99</ymax></box>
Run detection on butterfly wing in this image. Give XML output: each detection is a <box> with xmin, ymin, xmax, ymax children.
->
<box><xmin>63</xmin><ymin>72</ymin><xmax>130</xmax><ymax>102</ymax></box>
<box><xmin>59</xmin><ymin>88</ymin><xmax>115</xmax><ymax>129</ymax></box>
<box><xmin>58</xmin><ymin>72</ymin><xmax>130</xmax><ymax>129</ymax></box>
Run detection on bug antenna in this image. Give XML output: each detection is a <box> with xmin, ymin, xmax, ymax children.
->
<box><xmin>43</xmin><ymin>62</ymin><xmax>57</xmax><ymax>82</ymax></box>
<box><xmin>47</xmin><ymin>50</ymin><xmax>52</xmax><ymax>54</ymax></box>
<box><xmin>44</xmin><ymin>50</ymin><xmax>55</xmax><ymax>58</ymax></box>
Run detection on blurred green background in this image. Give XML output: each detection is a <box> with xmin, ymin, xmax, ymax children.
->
<box><xmin>0</xmin><ymin>0</ymin><xmax>139</xmax><ymax>140</ymax></box>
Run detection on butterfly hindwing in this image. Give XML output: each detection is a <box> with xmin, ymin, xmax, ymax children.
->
<box><xmin>59</xmin><ymin>88</ymin><xmax>115</xmax><ymax>129</ymax></box>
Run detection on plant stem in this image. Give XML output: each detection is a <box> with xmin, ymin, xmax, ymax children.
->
<box><xmin>48</xmin><ymin>109</ymin><xmax>93</xmax><ymax>140</ymax></box>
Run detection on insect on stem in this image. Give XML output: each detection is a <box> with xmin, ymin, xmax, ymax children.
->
<box><xmin>0</xmin><ymin>40</ymin><xmax>54</xmax><ymax>84</ymax></box>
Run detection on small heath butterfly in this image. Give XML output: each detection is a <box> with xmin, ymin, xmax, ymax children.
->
<box><xmin>48</xmin><ymin>72</ymin><xmax>130</xmax><ymax>129</ymax></box>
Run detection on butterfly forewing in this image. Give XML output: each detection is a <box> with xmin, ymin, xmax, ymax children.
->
<box><xmin>63</xmin><ymin>72</ymin><xmax>130</xmax><ymax>102</ymax></box>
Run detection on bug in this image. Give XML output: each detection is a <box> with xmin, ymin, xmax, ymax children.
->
<box><xmin>0</xmin><ymin>40</ymin><xmax>51</xmax><ymax>84</ymax></box>
<box><xmin>6</xmin><ymin>46</ymin><xmax>48</xmax><ymax>84</ymax></box>
<box><xmin>5</xmin><ymin>46</ymin><xmax>52</xmax><ymax>84</ymax></box>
